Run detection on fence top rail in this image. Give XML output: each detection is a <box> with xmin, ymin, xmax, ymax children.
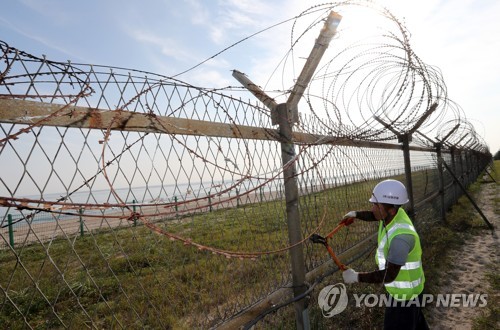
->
<box><xmin>0</xmin><ymin>98</ymin><xmax>454</xmax><ymax>153</ymax></box>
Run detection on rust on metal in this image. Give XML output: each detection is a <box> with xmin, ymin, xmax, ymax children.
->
<box><xmin>0</xmin><ymin>98</ymin><xmax>436</xmax><ymax>152</ymax></box>
<box><xmin>89</xmin><ymin>109</ymin><xmax>103</xmax><ymax>128</ymax></box>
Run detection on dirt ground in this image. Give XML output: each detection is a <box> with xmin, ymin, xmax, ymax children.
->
<box><xmin>426</xmin><ymin>174</ymin><xmax>499</xmax><ymax>329</ymax></box>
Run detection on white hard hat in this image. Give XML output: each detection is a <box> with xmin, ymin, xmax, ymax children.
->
<box><xmin>369</xmin><ymin>179</ymin><xmax>409</xmax><ymax>205</ymax></box>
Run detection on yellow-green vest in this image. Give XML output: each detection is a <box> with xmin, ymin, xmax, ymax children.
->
<box><xmin>376</xmin><ymin>208</ymin><xmax>425</xmax><ymax>301</ymax></box>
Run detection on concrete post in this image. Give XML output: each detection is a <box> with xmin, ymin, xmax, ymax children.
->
<box><xmin>276</xmin><ymin>103</ymin><xmax>309</xmax><ymax>330</ymax></box>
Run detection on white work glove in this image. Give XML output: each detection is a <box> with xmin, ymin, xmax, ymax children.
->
<box><xmin>340</xmin><ymin>211</ymin><xmax>357</xmax><ymax>226</ymax></box>
<box><xmin>342</xmin><ymin>268</ymin><xmax>359</xmax><ymax>284</ymax></box>
<box><xmin>343</xmin><ymin>211</ymin><xmax>357</xmax><ymax>219</ymax></box>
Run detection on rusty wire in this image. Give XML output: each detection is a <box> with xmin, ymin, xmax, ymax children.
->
<box><xmin>0</xmin><ymin>1</ymin><xmax>492</xmax><ymax>328</ymax></box>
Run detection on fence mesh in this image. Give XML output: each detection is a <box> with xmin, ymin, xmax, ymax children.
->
<box><xmin>0</xmin><ymin>1</ymin><xmax>492</xmax><ymax>329</ymax></box>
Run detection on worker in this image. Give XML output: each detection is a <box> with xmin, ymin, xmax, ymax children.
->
<box><xmin>341</xmin><ymin>179</ymin><xmax>429</xmax><ymax>329</ymax></box>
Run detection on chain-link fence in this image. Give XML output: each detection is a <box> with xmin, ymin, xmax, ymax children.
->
<box><xmin>0</xmin><ymin>2</ymin><xmax>492</xmax><ymax>328</ymax></box>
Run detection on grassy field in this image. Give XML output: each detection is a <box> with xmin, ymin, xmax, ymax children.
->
<box><xmin>1</xmin><ymin>162</ymin><xmax>494</xmax><ymax>329</ymax></box>
<box><xmin>0</xmin><ymin>177</ymin><xmax>379</xmax><ymax>328</ymax></box>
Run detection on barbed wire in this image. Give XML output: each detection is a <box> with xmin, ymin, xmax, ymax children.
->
<box><xmin>0</xmin><ymin>1</ymin><xmax>492</xmax><ymax>328</ymax></box>
<box><xmin>0</xmin><ymin>0</ymin><xmax>489</xmax><ymax>256</ymax></box>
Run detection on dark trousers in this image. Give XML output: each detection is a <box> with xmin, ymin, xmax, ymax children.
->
<box><xmin>384</xmin><ymin>294</ymin><xmax>429</xmax><ymax>330</ymax></box>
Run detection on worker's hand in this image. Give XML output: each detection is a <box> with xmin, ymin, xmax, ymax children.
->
<box><xmin>342</xmin><ymin>268</ymin><xmax>359</xmax><ymax>284</ymax></box>
<box><xmin>339</xmin><ymin>211</ymin><xmax>356</xmax><ymax>226</ymax></box>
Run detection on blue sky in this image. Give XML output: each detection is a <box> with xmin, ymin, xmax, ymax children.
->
<box><xmin>1</xmin><ymin>0</ymin><xmax>499</xmax><ymax>153</ymax></box>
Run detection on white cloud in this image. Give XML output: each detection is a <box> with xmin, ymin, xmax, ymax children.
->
<box><xmin>130</xmin><ymin>30</ymin><xmax>197</xmax><ymax>63</ymax></box>
<box><xmin>183</xmin><ymin>0</ymin><xmax>210</xmax><ymax>25</ymax></box>
<box><xmin>185</xmin><ymin>68</ymin><xmax>233</xmax><ymax>88</ymax></box>
<box><xmin>184</xmin><ymin>0</ymin><xmax>280</xmax><ymax>44</ymax></box>
<box><xmin>223</xmin><ymin>0</ymin><xmax>274</xmax><ymax>15</ymax></box>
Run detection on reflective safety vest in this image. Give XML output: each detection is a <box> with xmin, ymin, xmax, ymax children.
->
<box><xmin>376</xmin><ymin>208</ymin><xmax>425</xmax><ymax>301</ymax></box>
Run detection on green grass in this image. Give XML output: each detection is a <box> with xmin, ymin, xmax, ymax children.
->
<box><xmin>1</xmin><ymin>162</ymin><xmax>495</xmax><ymax>329</ymax></box>
<box><xmin>0</xmin><ymin>179</ymin><xmax>377</xmax><ymax>329</ymax></box>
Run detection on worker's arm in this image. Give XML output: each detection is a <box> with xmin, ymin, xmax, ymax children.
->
<box><xmin>354</xmin><ymin>211</ymin><xmax>377</xmax><ymax>222</ymax></box>
<box><xmin>358</xmin><ymin>262</ymin><xmax>401</xmax><ymax>283</ymax></box>
<box><xmin>340</xmin><ymin>210</ymin><xmax>377</xmax><ymax>226</ymax></box>
<box><xmin>360</xmin><ymin>234</ymin><xmax>415</xmax><ymax>283</ymax></box>
<box><xmin>343</xmin><ymin>234</ymin><xmax>415</xmax><ymax>284</ymax></box>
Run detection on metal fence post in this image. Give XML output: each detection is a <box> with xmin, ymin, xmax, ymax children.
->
<box><xmin>79</xmin><ymin>208</ymin><xmax>84</xmax><ymax>237</ymax></box>
<box><xmin>174</xmin><ymin>196</ymin><xmax>179</xmax><ymax>217</ymax></box>
<box><xmin>435</xmin><ymin>143</ymin><xmax>446</xmax><ymax>223</ymax></box>
<box><xmin>450</xmin><ymin>147</ymin><xmax>457</xmax><ymax>202</ymax></box>
<box><xmin>468</xmin><ymin>150</ymin><xmax>473</xmax><ymax>184</ymax></box>
<box><xmin>276</xmin><ymin>103</ymin><xmax>308</xmax><ymax>330</ymax></box>
<box><xmin>376</xmin><ymin>103</ymin><xmax>438</xmax><ymax>218</ymax></box>
<box><xmin>208</xmin><ymin>191</ymin><xmax>212</xmax><ymax>212</ymax></box>
<box><xmin>232</xmin><ymin>11</ymin><xmax>341</xmax><ymax>328</ymax></box>
<box><xmin>132</xmin><ymin>200</ymin><xmax>137</xmax><ymax>226</ymax></box>
<box><xmin>463</xmin><ymin>150</ymin><xmax>469</xmax><ymax>185</ymax></box>
<box><xmin>8</xmin><ymin>214</ymin><xmax>14</xmax><ymax>248</ymax></box>
<box><xmin>472</xmin><ymin>151</ymin><xmax>478</xmax><ymax>179</ymax></box>
<box><xmin>466</xmin><ymin>150</ymin><xmax>472</xmax><ymax>185</ymax></box>
<box><xmin>459</xmin><ymin>150</ymin><xmax>464</xmax><ymax>180</ymax></box>
<box><xmin>400</xmin><ymin>134</ymin><xmax>415</xmax><ymax>217</ymax></box>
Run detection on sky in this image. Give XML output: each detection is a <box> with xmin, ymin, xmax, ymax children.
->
<box><xmin>1</xmin><ymin>0</ymin><xmax>499</xmax><ymax>153</ymax></box>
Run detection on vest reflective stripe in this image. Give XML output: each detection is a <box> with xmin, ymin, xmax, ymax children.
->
<box><xmin>376</xmin><ymin>223</ymin><xmax>416</xmax><ymax>270</ymax></box>
<box><xmin>377</xmin><ymin>259</ymin><xmax>422</xmax><ymax>271</ymax></box>
<box><xmin>384</xmin><ymin>277</ymin><xmax>423</xmax><ymax>289</ymax></box>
